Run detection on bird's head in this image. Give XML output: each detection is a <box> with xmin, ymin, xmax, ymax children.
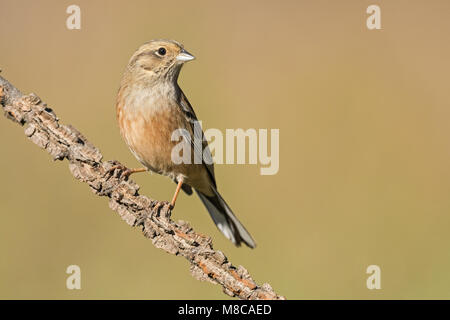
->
<box><xmin>125</xmin><ymin>39</ymin><xmax>195</xmax><ymax>85</ymax></box>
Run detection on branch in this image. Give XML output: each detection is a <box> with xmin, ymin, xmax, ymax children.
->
<box><xmin>0</xmin><ymin>74</ymin><xmax>284</xmax><ymax>300</ymax></box>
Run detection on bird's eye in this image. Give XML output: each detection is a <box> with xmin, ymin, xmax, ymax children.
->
<box><xmin>157</xmin><ymin>47</ymin><xmax>166</xmax><ymax>56</ymax></box>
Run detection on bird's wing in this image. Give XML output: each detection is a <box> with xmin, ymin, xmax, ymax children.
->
<box><xmin>178</xmin><ymin>89</ymin><xmax>216</xmax><ymax>187</ymax></box>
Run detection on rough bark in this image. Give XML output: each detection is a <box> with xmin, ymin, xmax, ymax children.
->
<box><xmin>0</xmin><ymin>74</ymin><xmax>284</xmax><ymax>300</ymax></box>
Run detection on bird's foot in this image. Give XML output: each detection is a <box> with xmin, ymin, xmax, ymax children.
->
<box><xmin>151</xmin><ymin>200</ymin><xmax>173</xmax><ymax>219</ymax></box>
<box><xmin>105</xmin><ymin>164</ymin><xmax>147</xmax><ymax>180</ymax></box>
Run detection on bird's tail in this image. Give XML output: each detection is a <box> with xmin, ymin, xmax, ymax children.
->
<box><xmin>196</xmin><ymin>187</ymin><xmax>256</xmax><ymax>248</ymax></box>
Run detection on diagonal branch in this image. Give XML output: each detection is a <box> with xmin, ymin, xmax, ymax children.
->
<box><xmin>0</xmin><ymin>74</ymin><xmax>284</xmax><ymax>300</ymax></box>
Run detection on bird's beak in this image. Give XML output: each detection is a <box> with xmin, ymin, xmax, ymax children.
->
<box><xmin>176</xmin><ymin>49</ymin><xmax>195</xmax><ymax>62</ymax></box>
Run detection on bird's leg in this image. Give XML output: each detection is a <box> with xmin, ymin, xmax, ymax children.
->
<box><xmin>123</xmin><ymin>167</ymin><xmax>148</xmax><ymax>178</ymax></box>
<box><xmin>170</xmin><ymin>178</ymin><xmax>184</xmax><ymax>208</ymax></box>
<box><xmin>106</xmin><ymin>164</ymin><xmax>148</xmax><ymax>180</ymax></box>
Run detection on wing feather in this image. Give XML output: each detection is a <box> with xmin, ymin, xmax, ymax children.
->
<box><xmin>177</xmin><ymin>89</ymin><xmax>216</xmax><ymax>187</ymax></box>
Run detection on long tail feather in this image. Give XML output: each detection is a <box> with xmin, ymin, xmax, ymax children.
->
<box><xmin>196</xmin><ymin>188</ymin><xmax>256</xmax><ymax>248</ymax></box>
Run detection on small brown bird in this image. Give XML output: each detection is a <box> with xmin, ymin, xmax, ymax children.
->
<box><xmin>116</xmin><ymin>40</ymin><xmax>256</xmax><ymax>248</ymax></box>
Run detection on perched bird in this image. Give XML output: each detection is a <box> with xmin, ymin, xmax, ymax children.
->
<box><xmin>115</xmin><ymin>40</ymin><xmax>256</xmax><ymax>248</ymax></box>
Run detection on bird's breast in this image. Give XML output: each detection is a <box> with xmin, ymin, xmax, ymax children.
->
<box><xmin>117</xmin><ymin>87</ymin><xmax>188</xmax><ymax>176</ymax></box>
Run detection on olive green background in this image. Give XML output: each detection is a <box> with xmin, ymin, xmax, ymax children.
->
<box><xmin>1</xmin><ymin>0</ymin><xmax>450</xmax><ymax>299</ymax></box>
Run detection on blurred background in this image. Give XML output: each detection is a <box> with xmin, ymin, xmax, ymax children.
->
<box><xmin>1</xmin><ymin>0</ymin><xmax>450</xmax><ymax>299</ymax></box>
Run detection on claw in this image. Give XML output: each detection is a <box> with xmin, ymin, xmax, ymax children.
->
<box><xmin>105</xmin><ymin>164</ymin><xmax>147</xmax><ymax>180</ymax></box>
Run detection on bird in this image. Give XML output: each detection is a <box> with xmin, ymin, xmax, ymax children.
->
<box><xmin>115</xmin><ymin>40</ymin><xmax>256</xmax><ymax>248</ymax></box>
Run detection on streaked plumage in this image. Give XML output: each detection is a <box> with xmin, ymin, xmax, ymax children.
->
<box><xmin>116</xmin><ymin>40</ymin><xmax>256</xmax><ymax>248</ymax></box>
